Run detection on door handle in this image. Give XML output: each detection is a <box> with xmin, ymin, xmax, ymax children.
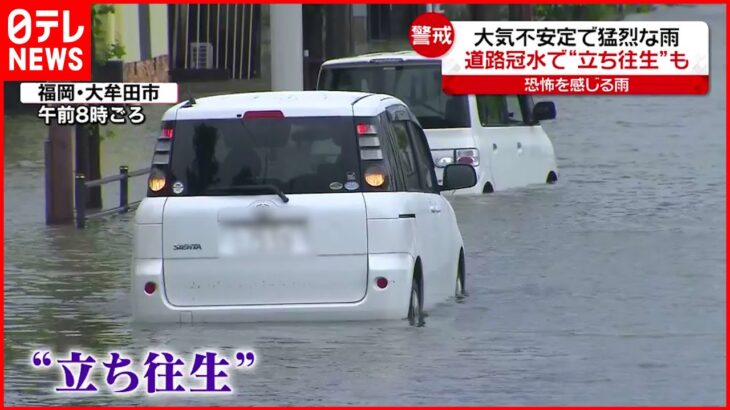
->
<box><xmin>429</xmin><ymin>205</ymin><xmax>442</xmax><ymax>213</ymax></box>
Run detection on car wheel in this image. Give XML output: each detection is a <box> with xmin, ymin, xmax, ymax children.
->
<box><xmin>407</xmin><ymin>279</ymin><xmax>424</xmax><ymax>327</ymax></box>
<box><xmin>546</xmin><ymin>171</ymin><xmax>558</xmax><ymax>184</ymax></box>
<box><xmin>455</xmin><ymin>252</ymin><xmax>466</xmax><ymax>298</ymax></box>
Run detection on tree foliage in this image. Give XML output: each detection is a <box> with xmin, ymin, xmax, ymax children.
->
<box><xmin>91</xmin><ymin>5</ymin><xmax>126</xmax><ymax>64</ymax></box>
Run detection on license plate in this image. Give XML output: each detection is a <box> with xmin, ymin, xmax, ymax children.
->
<box><xmin>220</xmin><ymin>222</ymin><xmax>309</xmax><ymax>256</ymax></box>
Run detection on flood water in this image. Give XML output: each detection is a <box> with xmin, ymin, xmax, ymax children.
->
<box><xmin>4</xmin><ymin>5</ymin><xmax>726</xmax><ymax>406</ymax></box>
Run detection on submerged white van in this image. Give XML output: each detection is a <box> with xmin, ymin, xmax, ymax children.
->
<box><xmin>133</xmin><ymin>91</ymin><xmax>477</xmax><ymax>324</ymax></box>
<box><xmin>317</xmin><ymin>51</ymin><xmax>559</xmax><ymax>194</ymax></box>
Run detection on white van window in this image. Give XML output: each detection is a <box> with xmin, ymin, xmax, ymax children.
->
<box><xmin>389</xmin><ymin>121</ymin><xmax>421</xmax><ymax>191</ymax></box>
<box><xmin>475</xmin><ymin>95</ymin><xmax>526</xmax><ymax>126</ymax></box>
<box><xmin>320</xmin><ymin>64</ymin><xmax>471</xmax><ymax>130</ymax></box>
<box><xmin>475</xmin><ymin>96</ymin><xmax>506</xmax><ymax>125</ymax></box>
<box><xmin>505</xmin><ymin>96</ymin><xmax>524</xmax><ymax>123</ymax></box>
<box><xmin>168</xmin><ymin>117</ymin><xmax>361</xmax><ymax>195</ymax></box>
<box><xmin>406</xmin><ymin>122</ymin><xmax>438</xmax><ymax>192</ymax></box>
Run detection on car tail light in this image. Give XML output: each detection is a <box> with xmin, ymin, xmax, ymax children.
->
<box><xmin>456</xmin><ymin>149</ymin><xmax>480</xmax><ymax>167</ymax></box>
<box><xmin>356</xmin><ymin>117</ymin><xmax>392</xmax><ymax>192</ymax></box>
<box><xmin>364</xmin><ymin>165</ymin><xmax>387</xmax><ymax>187</ymax></box>
<box><xmin>432</xmin><ymin>150</ymin><xmax>455</xmax><ymax>168</ymax></box>
<box><xmin>144</xmin><ymin>282</ymin><xmax>157</xmax><ymax>295</ymax></box>
<box><xmin>356</xmin><ymin>123</ymin><xmax>378</xmax><ymax>135</ymax></box>
<box><xmin>243</xmin><ymin>110</ymin><xmax>285</xmax><ymax>119</ymax></box>
<box><xmin>148</xmin><ymin>168</ymin><xmax>166</xmax><ymax>192</ymax></box>
<box><xmin>161</xmin><ymin>127</ymin><xmax>174</xmax><ymax>139</ymax></box>
<box><xmin>357</xmin><ymin>123</ymin><xmax>381</xmax><ymax>152</ymax></box>
<box><xmin>375</xmin><ymin>277</ymin><xmax>388</xmax><ymax>289</ymax></box>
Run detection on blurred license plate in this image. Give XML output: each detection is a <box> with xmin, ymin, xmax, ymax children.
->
<box><xmin>220</xmin><ymin>222</ymin><xmax>309</xmax><ymax>256</ymax></box>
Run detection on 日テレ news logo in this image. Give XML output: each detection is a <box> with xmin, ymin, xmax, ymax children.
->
<box><xmin>2</xmin><ymin>3</ymin><xmax>91</xmax><ymax>81</ymax></box>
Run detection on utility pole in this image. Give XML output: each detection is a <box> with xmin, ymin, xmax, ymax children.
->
<box><xmin>302</xmin><ymin>6</ymin><xmax>325</xmax><ymax>90</ymax></box>
<box><xmin>508</xmin><ymin>5</ymin><xmax>533</xmax><ymax>21</ymax></box>
<box><xmin>523</xmin><ymin>5</ymin><xmax>534</xmax><ymax>21</ymax></box>
<box><xmin>75</xmin><ymin>123</ymin><xmax>102</xmax><ymax>210</ymax></box>
<box><xmin>77</xmin><ymin>4</ymin><xmax>112</xmax><ymax>211</ymax></box>
<box><xmin>470</xmin><ymin>5</ymin><xmax>505</xmax><ymax>21</ymax></box>
<box><xmin>45</xmin><ymin>122</ymin><xmax>75</xmax><ymax>225</ymax></box>
<box><xmin>270</xmin><ymin>5</ymin><xmax>304</xmax><ymax>91</ymax></box>
<box><xmin>324</xmin><ymin>6</ymin><xmax>352</xmax><ymax>60</ymax></box>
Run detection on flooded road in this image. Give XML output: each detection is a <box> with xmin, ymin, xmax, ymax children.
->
<box><xmin>4</xmin><ymin>5</ymin><xmax>725</xmax><ymax>406</ymax></box>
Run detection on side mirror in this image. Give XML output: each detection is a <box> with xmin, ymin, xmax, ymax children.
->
<box><xmin>441</xmin><ymin>164</ymin><xmax>477</xmax><ymax>191</ymax></box>
<box><xmin>533</xmin><ymin>101</ymin><xmax>557</xmax><ymax>122</ymax></box>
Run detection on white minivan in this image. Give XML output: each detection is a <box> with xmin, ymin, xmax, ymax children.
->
<box><xmin>317</xmin><ymin>51</ymin><xmax>559</xmax><ymax>194</ymax></box>
<box><xmin>132</xmin><ymin>91</ymin><xmax>477</xmax><ymax>325</ymax></box>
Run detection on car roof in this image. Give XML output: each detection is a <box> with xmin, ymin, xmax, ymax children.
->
<box><xmin>164</xmin><ymin>91</ymin><xmax>408</xmax><ymax>121</ymax></box>
<box><xmin>320</xmin><ymin>50</ymin><xmax>440</xmax><ymax>67</ymax></box>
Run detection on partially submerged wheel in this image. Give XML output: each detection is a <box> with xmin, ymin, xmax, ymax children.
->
<box><xmin>407</xmin><ymin>278</ymin><xmax>424</xmax><ymax>327</ymax></box>
<box><xmin>455</xmin><ymin>252</ymin><xmax>466</xmax><ymax>298</ymax></box>
<box><xmin>546</xmin><ymin>171</ymin><xmax>558</xmax><ymax>184</ymax></box>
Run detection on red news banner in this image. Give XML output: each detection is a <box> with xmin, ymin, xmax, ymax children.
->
<box><xmin>410</xmin><ymin>13</ymin><xmax>710</xmax><ymax>95</ymax></box>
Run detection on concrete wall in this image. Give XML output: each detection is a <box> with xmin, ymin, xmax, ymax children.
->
<box><xmin>149</xmin><ymin>6</ymin><xmax>168</xmax><ymax>58</ymax></box>
<box><xmin>109</xmin><ymin>4</ymin><xmax>169</xmax><ymax>82</ymax></box>
<box><xmin>113</xmin><ymin>4</ymin><xmax>169</xmax><ymax>61</ymax></box>
<box><xmin>115</xmin><ymin>5</ymin><xmax>141</xmax><ymax>62</ymax></box>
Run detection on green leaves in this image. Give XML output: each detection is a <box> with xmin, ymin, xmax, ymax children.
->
<box><xmin>91</xmin><ymin>5</ymin><xmax>126</xmax><ymax>65</ymax></box>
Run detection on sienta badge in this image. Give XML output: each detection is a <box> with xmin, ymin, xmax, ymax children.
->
<box><xmin>172</xmin><ymin>181</ymin><xmax>184</xmax><ymax>194</ymax></box>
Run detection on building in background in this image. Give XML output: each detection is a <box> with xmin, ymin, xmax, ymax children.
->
<box><xmin>161</xmin><ymin>4</ymin><xmax>425</xmax><ymax>86</ymax></box>
<box><xmin>115</xmin><ymin>5</ymin><xmax>170</xmax><ymax>82</ymax></box>
<box><xmin>364</xmin><ymin>5</ymin><xmax>424</xmax><ymax>45</ymax></box>
<box><xmin>94</xmin><ymin>4</ymin><xmax>170</xmax><ymax>82</ymax></box>
<box><xmin>4</xmin><ymin>3</ymin><xmax>641</xmax><ymax>112</ymax></box>
<box><xmin>167</xmin><ymin>5</ymin><xmax>262</xmax><ymax>82</ymax></box>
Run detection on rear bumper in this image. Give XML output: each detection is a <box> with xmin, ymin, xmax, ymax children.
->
<box><xmin>131</xmin><ymin>253</ymin><xmax>414</xmax><ymax>323</ymax></box>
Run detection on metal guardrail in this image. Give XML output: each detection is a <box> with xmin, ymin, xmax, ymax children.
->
<box><xmin>74</xmin><ymin>166</ymin><xmax>150</xmax><ymax>228</ymax></box>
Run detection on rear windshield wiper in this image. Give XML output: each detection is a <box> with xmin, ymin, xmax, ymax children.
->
<box><xmin>203</xmin><ymin>184</ymin><xmax>289</xmax><ymax>203</ymax></box>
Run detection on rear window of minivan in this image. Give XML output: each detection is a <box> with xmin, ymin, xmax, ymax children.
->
<box><xmin>168</xmin><ymin>116</ymin><xmax>362</xmax><ymax>196</ymax></box>
<box><xmin>319</xmin><ymin>64</ymin><xmax>470</xmax><ymax>130</ymax></box>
